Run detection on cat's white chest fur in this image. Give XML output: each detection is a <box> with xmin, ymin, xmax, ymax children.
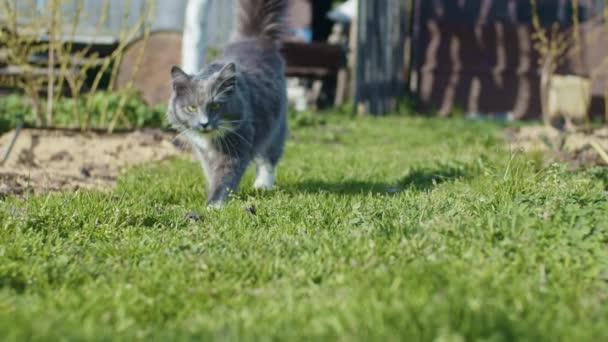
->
<box><xmin>186</xmin><ymin>131</ymin><xmax>212</xmax><ymax>152</ymax></box>
<box><xmin>185</xmin><ymin>131</ymin><xmax>216</xmax><ymax>177</ymax></box>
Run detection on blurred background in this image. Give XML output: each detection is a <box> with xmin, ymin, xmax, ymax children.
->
<box><xmin>0</xmin><ymin>0</ymin><xmax>607</xmax><ymax>193</ymax></box>
<box><xmin>2</xmin><ymin>0</ymin><xmax>608</xmax><ymax>128</ymax></box>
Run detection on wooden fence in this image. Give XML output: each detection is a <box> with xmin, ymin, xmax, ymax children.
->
<box><xmin>411</xmin><ymin>0</ymin><xmax>607</xmax><ymax>119</ymax></box>
<box><xmin>354</xmin><ymin>0</ymin><xmax>410</xmax><ymax>115</ymax></box>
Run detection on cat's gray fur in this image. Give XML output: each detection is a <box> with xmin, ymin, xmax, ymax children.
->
<box><xmin>167</xmin><ymin>0</ymin><xmax>288</xmax><ymax>207</ymax></box>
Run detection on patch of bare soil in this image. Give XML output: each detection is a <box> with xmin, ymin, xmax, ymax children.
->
<box><xmin>0</xmin><ymin>128</ymin><xmax>189</xmax><ymax>196</ymax></box>
<box><xmin>506</xmin><ymin>125</ymin><xmax>608</xmax><ymax>168</ymax></box>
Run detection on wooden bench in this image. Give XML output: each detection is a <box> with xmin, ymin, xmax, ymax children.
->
<box><xmin>280</xmin><ymin>41</ymin><xmax>348</xmax><ymax>108</ymax></box>
<box><xmin>281</xmin><ymin>41</ymin><xmax>346</xmax><ymax>77</ymax></box>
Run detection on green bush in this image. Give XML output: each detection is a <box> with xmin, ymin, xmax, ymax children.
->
<box><xmin>0</xmin><ymin>94</ymin><xmax>35</xmax><ymax>133</ymax></box>
<box><xmin>0</xmin><ymin>91</ymin><xmax>167</xmax><ymax>133</ymax></box>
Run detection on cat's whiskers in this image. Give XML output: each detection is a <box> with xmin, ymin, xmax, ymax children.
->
<box><xmin>219</xmin><ymin>119</ymin><xmax>246</xmax><ymax>128</ymax></box>
<box><xmin>219</xmin><ymin>124</ymin><xmax>252</xmax><ymax>146</ymax></box>
<box><xmin>221</xmin><ymin>119</ymin><xmax>245</xmax><ymax>124</ymax></box>
<box><xmin>172</xmin><ymin>129</ymin><xmax>190</xmax><ymax>141</ymax></box>
<box><xmin>171</xmin><ymin>129</ymin><xmax>192</xmax><ymax>149</ymax></box>
<box><xmin>222</xmin><ymin>135</ymin><xmax>237</xmax><ymax>155</ymax></box>
<box><xmin>216</xmin><ymin>127</ymin><xmax>236</xmax><ymax>155</ymax></box>
<box><xmin>216</xmin><ymin>128</ymin><xmax>240</xmax><ymax>156</ymax></box>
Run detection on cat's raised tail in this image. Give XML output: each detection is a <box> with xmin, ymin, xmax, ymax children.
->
<box><xmin>231</xmin><ymin>0</ymin><xmax>288</xmax><ymax>43</ymax></box>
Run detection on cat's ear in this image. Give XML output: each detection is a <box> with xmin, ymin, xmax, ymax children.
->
<box><xmin>213</xmin><ymin>62</ymin><xmax>237</xmax><ymax>100</ymax></box>
<box><xmin>170</xmin><ymin>65</ymin><xmax>189</xmax><ymax>92</ymax></box>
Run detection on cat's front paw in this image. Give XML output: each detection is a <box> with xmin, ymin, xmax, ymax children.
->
<box><xmin>253</xmin><ymin>173</ymin><xmax>275</xmax><ymax>190</ymax></box>
<box><xmin>254</xmin><ymin>162</ymin><xmax>275</xmax><ymax>190</ymax></box>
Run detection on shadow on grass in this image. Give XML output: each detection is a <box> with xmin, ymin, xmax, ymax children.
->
<box><xmin>286</xmin><ymin>162</ymin><xmax>474</xmax><ymax>196</ymax></box>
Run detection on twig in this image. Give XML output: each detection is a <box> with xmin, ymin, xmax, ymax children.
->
<box><xmin>1</xmin><ymin>119</ymin><xmax>23</xmax><ymax>165</ymax></box>
<box><xmin>590</xmin><ymin>140</ymin><xmax>608</xmax><ymax>165</ymax></box>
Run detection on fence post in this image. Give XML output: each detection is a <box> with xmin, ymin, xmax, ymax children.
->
<box><xmin>354</xmin><ymin>0</ymin><xmax>410</xmax><ymax>116</ymax></box>
<box><xmin>182</xmin><ymin>0</ymin><xmax>212</xmax><ymax>74</ymax></box>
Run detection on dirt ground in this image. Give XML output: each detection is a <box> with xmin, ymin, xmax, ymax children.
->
<box><xmin>0</xmin><ymin>128</ymin><xmax>189</xmax><ymax>197</ymax></box>
<box><xmin>506</xmin><ymin>125</ymin><xmax>608</xmax><ymax>168</ymax></box>
<box><xmin>2</xmin><ymin>124</ymin><xmax>606</xmax><ymax>197</ymax></box>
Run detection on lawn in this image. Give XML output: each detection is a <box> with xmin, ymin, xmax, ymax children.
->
<box><xmin>1</xmin><ymin>114</ymin><xmax>607</xmax><ymax>341</ymax></box>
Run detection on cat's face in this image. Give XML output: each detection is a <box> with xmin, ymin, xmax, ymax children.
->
<box><xmin>168</xmin><ymin>63</ymin><xmax>237</xmax><ymax>134</ymax></box>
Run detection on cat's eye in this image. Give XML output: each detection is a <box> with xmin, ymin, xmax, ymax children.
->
<box><xmin>208</xmin><ymin>103</ymin><xmax>220</xmax><ymax>111</ymax></box>
<box><xmin>183</xmin><ymin>105</ymin><xmax>197</xmax><ymax>112</ymax></box>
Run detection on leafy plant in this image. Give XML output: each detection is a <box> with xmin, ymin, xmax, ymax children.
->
<box><xmin>0</xmin><ymin>91</ymin><xmax>166</xmax><ymax>133</ymax></box>
<box><xmin>289</xmin><ymin>109</ymin><xmax>327</xmax><ymax>128</ymax></box>
<box><xmin>0</xmin><ymin>0</ymin><xmax>156</xmax><ymax>131</ymax></box>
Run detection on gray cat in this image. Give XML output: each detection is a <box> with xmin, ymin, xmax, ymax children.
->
<box><xmin>167</xmin><ymin>0</ymin><xmax>288</xmax><ymax>207</ymax></box>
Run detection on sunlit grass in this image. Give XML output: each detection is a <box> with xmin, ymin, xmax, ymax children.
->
<box><xmin>1</xmin><ymin>114</ymin><xmax>607</xmax><ymax>341</ymax></box>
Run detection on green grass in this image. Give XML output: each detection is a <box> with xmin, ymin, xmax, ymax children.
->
<box><xmin>1</xmin><ymin>114</ymin><xmax>607</xmax><ymax>341</ymax></box>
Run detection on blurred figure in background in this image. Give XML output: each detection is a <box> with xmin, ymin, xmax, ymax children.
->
<box><xmin>286</xmin><ymin>0</ymin><xmax>333</xmax><ymax>42</ymax></box>
<box><xmin>287</xmin><ymin>0</ymin><xmax>312</xmax><ymax>42</ymax></box>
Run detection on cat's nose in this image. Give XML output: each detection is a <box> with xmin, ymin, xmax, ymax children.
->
<box><xmin>197</xmin><ymin>119</ymin><xmax>210</xmax><ymax>130</ymax></box>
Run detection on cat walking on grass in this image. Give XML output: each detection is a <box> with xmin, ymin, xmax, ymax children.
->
<box><xmin>167</xmin><ymin>0</ymin><xmax>288</xmax><ymax>207</ymax></box>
